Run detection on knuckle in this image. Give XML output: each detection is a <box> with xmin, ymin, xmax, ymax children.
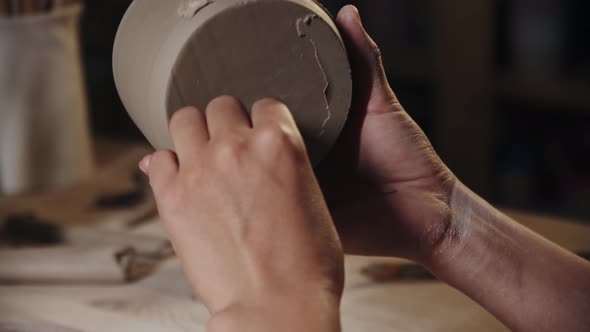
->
<box><xmin>253</xmin><ymin>125</ymin><xmax>304</xmax><ymax>160</ymax></box>
<box><xmin>256</xmin><ymin>125</ymin><xmax>293</xmax><ymax>148</ymax></box>
<box><xmin>212</xmin><ymin>137</ymin><xmax>246</xmax><ymax>163</ymax></box>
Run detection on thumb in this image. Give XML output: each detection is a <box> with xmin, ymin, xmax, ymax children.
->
<box><xmin>336</xmin><ymin>5</ymin><xmax>398</xmax><ymax>113</ymax></box>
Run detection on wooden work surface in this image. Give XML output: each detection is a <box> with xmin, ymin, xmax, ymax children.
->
<box><xmin>1</xmin><ymin>139</ymin><xmax>589</xmax><ymax>332</ymax></box>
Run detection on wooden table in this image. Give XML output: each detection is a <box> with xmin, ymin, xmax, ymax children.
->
<box><xmin>1</xmin><ymin>140</ymin><xmax>589</xmax><ymax>332</ymax></box>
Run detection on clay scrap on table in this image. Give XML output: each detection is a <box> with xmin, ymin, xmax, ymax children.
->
<box><xmin>0</xmin><ymin>242</ymin><xmax>173</xmax><ymax>285</ymax></box>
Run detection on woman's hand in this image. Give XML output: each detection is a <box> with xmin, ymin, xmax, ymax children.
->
<box><xmin>140</xmin><ymin>97</ymin><xmax>344</xmax><ymax>332</ymax></box>
<box><xmin>322</xmin><ymin>8</ymin><xmax>590</xmax><ymax>332</ymax></box>
<box><xmin>317</xmin><ymin>5</ymin><xmax>456</xmax><ymax>264</ymax></box>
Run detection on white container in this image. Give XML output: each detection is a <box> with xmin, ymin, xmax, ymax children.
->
<box><xmin>0</xmin><ymin>5</ymin><xmax>95</xmax><ymax>194</ymax></box>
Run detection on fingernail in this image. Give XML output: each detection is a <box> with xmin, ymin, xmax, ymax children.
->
<box><xmin>350</xmin><ymin>5</ymin><xmax>361</xmax><ymax>23</ymax></box>
<box><xmin>139</xmin><ymin>155</ymin><xmax>152</xmax><ymax>174</ymax></box>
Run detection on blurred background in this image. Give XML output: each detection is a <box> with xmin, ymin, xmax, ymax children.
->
<box><xmin>81</xmin><ymin>0</ymin><xmax>590</xmax><ymax>221</ymax></box>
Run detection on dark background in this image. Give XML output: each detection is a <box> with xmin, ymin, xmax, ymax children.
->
<box><xmin>80</xmin><ymin>0</ymin><xmax>590</xmax><ymax>220</ymax></box>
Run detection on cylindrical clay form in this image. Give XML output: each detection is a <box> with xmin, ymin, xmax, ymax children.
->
<box><xmin>113</xmin><ymin>0</ymin><xmax>352</xmax><ymax>164</ymax></box>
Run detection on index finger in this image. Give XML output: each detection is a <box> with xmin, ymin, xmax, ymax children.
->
<box><xmin>169</xmin><ymin>106</ymin><xmax>209</xmax><ymax>164</ymax></box>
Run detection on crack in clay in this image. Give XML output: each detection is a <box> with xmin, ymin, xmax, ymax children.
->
<box><xmin>309</xmin><ymin>39</ymin><xmax>331</xmax><ymax>136</ymax></box>
<box><xmin>296</xmin><ymin>14</ymin><xmax>315</xmax><ymax>37</ymax></box>
<box><xmin>296</xmin><ymin>14</ymin><xmax>331</xmax><ymax>137</ymax></box>
<box><xmin>178</xmin><ymin>0</ymin><xmax>214</xmax><ymax>18</ymax></box>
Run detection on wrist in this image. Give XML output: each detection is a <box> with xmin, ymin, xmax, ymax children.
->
<box><xmin>424</xmin><ymin>180</ymin><xmax>517</xmax><ymax>284</ymax></box>
<box><xmin>422</xmin><ymin>180</ymin><xmax>485</xmax><ymax>272</ymax></box>
<box><xmin>207</xmin><ymin>288</ymin><xmax>341</xmax><ymax>332</ymax></box>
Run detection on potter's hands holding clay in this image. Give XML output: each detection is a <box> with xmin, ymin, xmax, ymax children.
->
<box><xmin>139</xmin><ymin>97</ymin><xmax>344</xmax><ymax>332</ymax></box>
<box><xmin>317</xmin><ymin>5</ymin><xmax>455</xmax><ymax>264</ymax></box>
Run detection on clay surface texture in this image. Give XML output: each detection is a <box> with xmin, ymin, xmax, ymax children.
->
<box><xmin>114</xmin><ymin>0</ymin><xmax>352</xmax><ymax>164</ymax></box>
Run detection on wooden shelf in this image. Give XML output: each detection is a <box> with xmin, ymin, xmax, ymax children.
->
<box><xmin>496</xmin><ymin>75</ymin><xmax>590</xmax><ymax>112</ymax></box>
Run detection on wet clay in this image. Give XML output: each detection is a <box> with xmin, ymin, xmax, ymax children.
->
<box><xmin>113</xmin><ymin>0</ymin><xmax>352</xmax><ymax>164</ymax></box>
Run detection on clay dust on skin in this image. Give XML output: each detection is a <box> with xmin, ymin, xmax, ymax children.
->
<box><xmin>296</xmin><ymin>14</ymin><xmax>331</xmax><ymax>137</ymax></box>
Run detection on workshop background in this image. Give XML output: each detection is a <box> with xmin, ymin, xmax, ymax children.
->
<box><xmin>83</xmin><ymin>0</ymin><xmax>590</xmax><ymax>220</ymax></box>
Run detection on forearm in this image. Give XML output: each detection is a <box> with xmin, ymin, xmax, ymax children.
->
<box><xmin>428</xmin><ymin>182</ymin><xmax>590</xmax><ymax>332</ymax></box>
